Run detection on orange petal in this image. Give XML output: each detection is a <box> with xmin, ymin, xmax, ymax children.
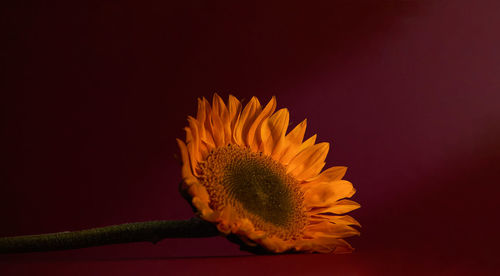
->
<box><xmin>295</xmin><ymin>236</ymin><xmax>353</xmax><ymax>254</ymax></box>
<box><xmin>192</xmin><ymin>196</ymin><xmax>216</xmax><ymax>222</ymax></box>
<box><xmin>281</xmin><ymin>134</ymin><xmax>317</xmax><ymax>166</ymax></box>
<box><xmin>188</xmin><ymin>182</ymin><xmax>210</xmax><ymax>203</ymax></box>
<box><xmin>304</xmin><ymin>222</ymin><xmax>360</xmax><ymax>238</ymax></box>
<box><xmin>286</xmin><ymin>142</ymin><xmax>329</xmax><ymax>180</ymax></box>
<box><xmin>303</xmin><ymin>180</ymin><xmax>356</xmax><ymax>208</ymax></box>
<box><xmin>259</xmin><ymin>236</ymin><xmax>290</xmax><ymax>253</ymax></box>
<box><xmin>184</xmin><ymin>127</ymin><xmax>193</xmax><ymax>144</ymax></box>
<box><xmin>247</xmin><ymin>96</ymin><xmax>276</xmax><ymax>151</ymax></box>
<box><xmin>269</xmin><ymin>111</ymin><xmax>291</xmax><ymax>160</ymax></box>
<box><xmin>196</xmin><ymin>98</ymin><xmax>206</xmax><ymax>127</ymax></box>
<box><xmin>210</xmin><ymin>106</ymin><xmax>225</xmax><ymax>147</ymax></box>
<box><xmin>278</xmin><ymin>119</ymin><xmax>307</xmax><ymax>163</ymax></box>
<box><xmin>217</xmin><ymin>206</ymin><xmax>240</xmax><ymax>234</ymax></box>
<box><xmin>333</xmin><ymin>241</ymin><xmax>355</xmax><ymax>254</ymax></box>
<box><xmin>187</xmin><ymin>117</ymin><xmax>202</xmax><ymax>174</ymax></box>
<box><xmin>310</xmin><ymin>214</ymin><xmax>361</xmax><ymax>227</ymax></box>
<box><xmin>260</xmin><ymin>108</ymin><xmax>289</xmax><ymax>156</ymax></box>
<box><xmin>212</xmin><ymin>93</ymin><xmax>232</xmax><ymax>144</ymax></box>
<box><xmin>306</xmin><ymin>166</ymin><xmax>347</xmax><ymax>183</ymax></box>
<box><xmin>298</xmin><ymin>134</ymin><xmax>317</xmax><ymax>152</ymax></box>
<box><xmin>234</xmin><ymin>97</ymin><xmax>260</xmax><ymax>146</ymax></box>
<box><xmin>176</xmin><ymin>139</ymin><xmax>197</xmax><ymax>184</ymax></box>
<box><xmin>228</xmin><ymin>95</ymin><xmax>242</xmax><ymax>142</ymax></box>
<box><xmin>286</xmin><ymin>119</ymin><xmax>307</xmax><ymax>145</ymax></box>
<box><xmin>313</xmin><ymin>199</ymin><xmax>361</xmax><ymax>215</ymax></box>
<box><xmin>199</xmin><ymin>98</ymin><xmax>215</xmax><ymax>149</ymax></box>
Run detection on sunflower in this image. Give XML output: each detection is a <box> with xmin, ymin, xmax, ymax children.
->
<box><xmin>176</xmin><ymin>94</ymin><xmax>360</xmax><ymax>253</ymax></box>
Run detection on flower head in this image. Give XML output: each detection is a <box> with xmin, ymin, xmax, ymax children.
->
<box><xmin>177</xmin><ymin>94</ymin><xmax>360</xmax><ymax>253</ymax></box>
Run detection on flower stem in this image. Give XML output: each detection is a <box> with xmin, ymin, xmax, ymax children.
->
<box><xmin>0</xmin><ymin>217</ymin><xmax>219</xmax><ymax>254</ymax></box>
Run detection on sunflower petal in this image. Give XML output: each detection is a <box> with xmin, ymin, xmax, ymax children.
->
<box><xmin>304</xmin><ymin>222</ymin><xmax>360</xmax><ymax>238</ymax></box>
<box><xmin>184</xmin><ymin>127</ymin><xmax>192</xmax><ymax>144</ymax></box>
<box><xmin>260</xmin><ymin>236</ymin><xmax>290</xmax><ymax>253</ymax></box>
<box><xmin>247</xmin><ymin>96</ymin><xmax>276</xmax><ymax>151</ymax></box>
<box><xmin>278</xmin><ymin>119</ymin><xmax>307</xmax><ymax>163</ymax></box>
<box><xmin>295</xmin><ymin>236</ymin><xmax>353</xmax><ymax>253</ymax></box>
<box><xmin>287</xmin><ymin>142</ymin><xmax>329</xmax><ymax>180</ymax></box>
<box><xmin>198</xmin><ymin>98</ymin><xmax>215</xmax><ymax>149</ymax></box>
<box><xmin>298</xmin><ymin>134</ymin><xmax>317</xmax><ymax>152</ymax></box>
<box><xmin>313</xmin><ymin>199</ymin><xmax>361</xmax><ymax>215</ymax></box>
<box><xmin>310</xmin><ymin>214</ymin><xmax>361</xmax><ymax>227</ymax></box>
<box><xmin>261</xmin><ymin>108</ymin><xmax>289</xmax><ymax>156</ymax></box>
<box><xmin>176</xmin><ymin>139</ymin><xmax>197</xmax><ymax>184</ymax></box>
<box><xmin>303</xmin><ymin>180</ymin><xmax>356</xmax><ymax>208</ymax></box>
<box><xmin>228</xmin><ymin>95</ymin><xmax>242</xmax><ymax>142</ymax></box>
<box><xmin>307</xmin><ymin>166</ymin><xmax>347</xmax><ymax>182</ymax></box>
<box><xmin>286</xmin><ymin>119</ymin><xmax>307</xmax><ymax>145</ymax></box>
<box><xmin>192</xmin><ymin>196</ymin><xmax>216</xmax><ymax>222</ymax></box>
<box><xmin>212</xmin><ymin>93</ymin><xmax>232</xmax><ymax>145</ymax></box>
<box><xmin>187</xmin><ymin>117</ymin><xmax>202</xmax><ymax>175</ymax></box>
<box><xmin>234</xmin><ymin>97</ymin><xmax>261</xmax><ymax>146</ymax></box>
<box><xmin>333</xmin><ymin>241</ymin><xmax>355</xmax><ymax>254</ymax></box>
<box><xmin>281</xmin><ymin>134</ymin><xmax>317</xmax><ymax>166</ymax></box>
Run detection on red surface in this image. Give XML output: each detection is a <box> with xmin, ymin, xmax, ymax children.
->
<box><xmin>1</xmin><ymin>251</ymin><xmax>496</xmax><ymax>276</ymax></box>
<box><xmin>2</xmin><ymin>0</ymin><xmax>500</xmax><ymax>274</ymax></box>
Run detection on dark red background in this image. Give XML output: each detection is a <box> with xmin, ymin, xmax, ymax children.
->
<box><xmin>1</xmin><ymin>0</ymin><xmax>499</xmax><ymax>274</ymax></box>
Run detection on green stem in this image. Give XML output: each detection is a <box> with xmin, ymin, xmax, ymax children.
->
<box><xmin>0</xmin><ymin>217</ymin><xmax>219</xmax><ymax>254</ymax></box>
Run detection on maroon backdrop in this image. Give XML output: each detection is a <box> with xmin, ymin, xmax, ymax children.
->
<box><xmin>2</xmin><ymin>0</ymin><xmax>499</xmax><ymax>274</ymax></box>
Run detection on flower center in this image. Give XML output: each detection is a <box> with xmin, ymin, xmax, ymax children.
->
<box><xmin>199</xmin><ymin>144</ymin><xmax>307</xmax><ymax>239</ymax></box>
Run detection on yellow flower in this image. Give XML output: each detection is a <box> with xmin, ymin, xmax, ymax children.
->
<box><xmin>177</xmin><ymin>94</ymin><xmax>360</xmax><ymax>253</ymax></box>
